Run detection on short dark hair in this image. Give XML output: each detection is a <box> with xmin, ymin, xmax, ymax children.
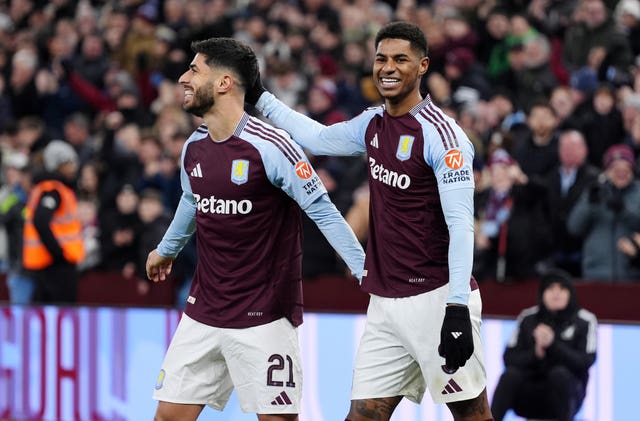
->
<box><xmin>190</xmin><ymin>37</ymin><xmax>258</xmax><ymax>91</ymax></box>
<box><xmin>375</xmin><ymin>21</ymin><xmax>428</xmax><ymax>57</ymax></box>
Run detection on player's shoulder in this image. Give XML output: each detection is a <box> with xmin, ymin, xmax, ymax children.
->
<box><xmin>240</xmin><ymin>115</ymin><xmax>306</xmax><ymax>165</ymax></box>
<box><xmin>186</xmin><ymin>123</ymin><xmax>209</xmax><ymax>143</ymax></box>
<box><xmin>412</xmin><ymin>96</ymin><xmax>466</xmax><ymax>147</ymax></box>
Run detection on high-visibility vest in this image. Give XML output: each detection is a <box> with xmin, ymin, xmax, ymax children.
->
<box><xmin>23</xmin><ymin>180</ymin><xmax>85</xmax><ymax>270</ymax></box>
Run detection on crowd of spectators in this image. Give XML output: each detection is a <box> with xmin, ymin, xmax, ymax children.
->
<box><xmin>1</xmin><ymin>0</ymin><xmax>640</xmax><ymax>305</ymax></box>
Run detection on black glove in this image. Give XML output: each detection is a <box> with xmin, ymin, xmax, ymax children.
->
<box><xmin>588</xmin><ymin>182</ymin><xmax>601</xmax><ymax>204</ymax></box>
<box><xmin>245</xmin><ymin>71</ymin><xmax>265</xmax><ymax>106</ymax></box>
<box><xmin>607</xmin><ymin>189</ymin><xmax>624</xmax><ymax>213</ymax></box>
<box><xmin>438</xmin><ymin>305</ymin><xmax>474</xmax><ymax>372</ymax></box>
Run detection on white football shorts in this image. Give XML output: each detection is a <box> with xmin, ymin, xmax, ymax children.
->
<box><xmin>351</xmin><ymin>284</ymin><xmax>486</xmax><ymax>404</ymax></box>
<box><xmin>153</xmin><ymin>314</ymin><xmax>302</xmax><ymax>414</ymax></box>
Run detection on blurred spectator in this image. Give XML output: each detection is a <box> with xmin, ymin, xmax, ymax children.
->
<box><xmin>63</xmin><ymin>112</ymin><xmax>97</xmax><ymax>166</ymax></box>
<box><xmin>474</xmin><ymin>149</ymin><xmax>552</xmax><ymax>282</ymax></box>
<box><xmin>543</xmin><ymin>130</ymin><xmax>600</xmax><ymax>276</ymax></box>
<box><xmin>71</xmin><ymin>33</ymin><xmax>110</xmax><ymax>90</ymax></box>
<box><xmin>99</xmin><ymin>184</ymin><xmax>141</xmax><ymax>275</ymax></box>
<box><xmin>581</xmin><ymin>84</ymin><xmax>626</xmax><ymax>167</ymax></box>
<box><xmin>306</xmin><ymin>80</ymin><xmax>347</xmax><ymax>125</ymax></box>
<box><xmin>76</xmin><ymin>194</ymin><xmax>101</xmax><ymax>272</ymax></box>
<box><xmin>511</xmin><ymin>100</ymin><xmax>560</xmax><ymax>177</ymax></box>
<box><xmin>563</xmin><ymin>0</ymin><xmax>633</xmax><ymax>74</ymax></box>
<box><xmin>614</xmin><ymin>0</ymin><xmax>640</xmax><ymax>58</ymax></box>
<box><xmin>98</xmin><ymin>115</ymin><xmax>145</xmax><ymax>211</ymax></box>
<box><xmin>491</xmin><ymin>269</ymin><xmax>598</xmax><ymax>421</ymax></box>
<box><xmin>134</xmin><ymin>187</ymin><xmax>171</xmax><ymax>297</ymax></box>
<box><xmin>501</xmin><ymin>33</ymin><xmax>558</xmax><ymax>111</ymax></box>
<box><xmin>477</xmin><ymin>6</ymin><xmax>511</xmax><ymax>81</ymax></box>
<box><xmin>23</xmin><ymin>140</ymin><xmax>84</xmax><ymax>303</ymax></box>
<box><xmin>16</xmin><ymin>115</ymin><xmax>50</xmax><ymax>157</ymax></box>
<box><xmin>440</xmin><ymin>8</ymin><xmax>479</xmax><ymax>62</ymax></box>
<box><xmin>568</xmin><ymin>144</ymin><xmax>640</xmax><ymax>281</ymax></box>
<box><xmin>444</xmin><ymin>46</ymin><xmax>492</xmax><ymax>108</ymax></box>
<box><xmin>77</xmin><ymin>160</ymin><xmax>101</xmax><ymax>204</ymax></box>
<box><xmin>0</xmin><ymin>152</ymin><xmax>33</xmax><ymax>303</ymax></box>
<box><xmin>549</xmin><ymin>84</ymin><xmax>584</xmax><ymax>131</ymax></box>
<box><xmin>526</xmin><ymin>0</ymin><xmax>579</xmax><ymax>39</ymax></box>
<box><xmin>7</xmin><ymin>47</ymin><xmax>43</xmax><ymax>120</ymax></box>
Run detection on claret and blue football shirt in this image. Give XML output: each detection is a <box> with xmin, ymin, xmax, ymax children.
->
<box><xmin>256</xmin><ymin>93</ymin><xmax>478</xmax><ymax>305</ymax></box>
<box><xmin>156</xmin><ymin>113</ymin><xmax>364</xmax><ymax>328</ymax></box>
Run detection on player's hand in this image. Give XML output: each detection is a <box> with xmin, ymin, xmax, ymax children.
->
<box><xmin>438</xmin><ymin>305</ymin><xmax>474</xmax><ymax>372</ymax></box>
<box><xmin>146</xmin><ymin>249</ymin><xmax>174</xmax><ymax>283</ymax></box>
<box><xmin>245</xmin><ymin>70</ymin><xmax>265</xmax><ymax>106</ymax></box>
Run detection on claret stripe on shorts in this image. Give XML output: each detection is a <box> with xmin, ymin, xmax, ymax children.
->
<box><xmin>244</xmin><ymin>119</ymin><xmax>302</xmax><ymax>165</ymax></box>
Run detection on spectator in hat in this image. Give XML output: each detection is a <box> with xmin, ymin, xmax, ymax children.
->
<box><xmin>568</xmin><ymin>143</ymin><xmax>640</xmax><ymax>281</ymax></box>
<box><xmin>614</xmin><ymin>0</ymin><xmax>640</xmax><ymax>57</ymax></box>
<box><xmin>491</xmin><ymin>269</ymin><xmax>598</xmax><ymax>421</ymax></box>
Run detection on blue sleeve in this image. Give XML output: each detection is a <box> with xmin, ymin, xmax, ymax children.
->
<box><xmin>156</xmin><ymin>191</ymin><xmax>196</xmax><ymax>258</ymax></box>
<box><xmin>256</xmin><ymin>92</ymin><xmax>370</xmax><ymax>156</ymax></box>
<box><xmin>439</xmin><ymin>188</ymin><xmax>474</xmax><ymax>305</ymax></box>
<box><xmin>156</xmin><ymin>138</ymin><xmax>197</xmax><ymax>258</ymax></box>
<box><xmin>254</xmin><ymin>128</ymin><xmax>328</xmax><ymax>209</ymax></box>
<box><xmin>421</xmin><ymin>116</ymin><xmax>475</xmax><ymax>305</ymax></box>
<box><xmin>304</xmin><ymin>194</ymin><xmax>366</xmax><ymax>281</ymax></box>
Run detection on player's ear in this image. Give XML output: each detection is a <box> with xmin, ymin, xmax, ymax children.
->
<box><xmin>218</xmin><ymin>74</ymin><xmax>234</xmax><ymax>93</ymax></box>
<box><xmin>419</xmin><ymin>56</ymin><xmax>430</xmax><ymax>77</ymax></box>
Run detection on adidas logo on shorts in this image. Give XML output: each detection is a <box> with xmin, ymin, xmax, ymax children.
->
<box><xmin>271</xmin><ymin>391</ymin><xmax>292</xmax><ymax>405</ymax></box>
<box><xmin>441</xmin><ymin>378</ymin><xmax>463</xmax><ymax>395</ymax></box>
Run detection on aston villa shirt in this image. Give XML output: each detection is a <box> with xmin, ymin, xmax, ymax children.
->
<box><xmin>158</xmin><ymin>114</ymin><xmax>329</xmax><ymax>328</ymax></box>
<box><xmin>257</xmin><ymin>94</ymin><xmax>478</xmax><ymax>305</ymax></box>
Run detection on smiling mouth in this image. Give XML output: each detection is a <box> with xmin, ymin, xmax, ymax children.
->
<box><xmin>378</xmin><ymin>78</ymin><xmax>400</xmax><ymax>88</ymax></box>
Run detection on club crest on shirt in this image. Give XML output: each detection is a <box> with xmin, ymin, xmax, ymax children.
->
<box><xmin>396</xmin><ymin>135</ymin><xmax>414</xmax><ymax>161</ymax></box>
<box><xmin>231</xmin><ymin>159</ymin><xmax>249</xmax><ymax>185</ymax></box>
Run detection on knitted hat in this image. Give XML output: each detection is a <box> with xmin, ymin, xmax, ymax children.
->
<box><xmin>43</xmin><ymin>140</ymin><xmax>78</xmax><ymax>172</ymax></box>
<box><xmin>487</xmin><ymin>148</ymin><xmax>514</xmax><ymax>167</ymax></box>
<box><xmin>603</xmin><ymin>144</ymin><xmax>635</xmax><ymax>169</ymax></box>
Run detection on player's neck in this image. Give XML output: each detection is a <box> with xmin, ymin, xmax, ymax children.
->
<box><xmin>385</xmin><ymin>90</ymin><xmax>423</xmax><ymax>117</ymax></box>
<box><xmin>203</xmin><ymin>100</ymin><xmax>244</xmax><ymax>142</ymax></box>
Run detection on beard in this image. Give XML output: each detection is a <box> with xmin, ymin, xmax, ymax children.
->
<box><xmin>184</xmin><ymin>82</ymin><xmax>215</xmax><ymax>117</ymax></box>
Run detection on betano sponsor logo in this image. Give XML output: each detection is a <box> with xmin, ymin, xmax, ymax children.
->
<box><xmin>369</xmin><ymin>157</ymin><xmax>411</xmax><ymax>189</ymax></box>
<box><xmin>193</xmin><ymin>193</ymin><xmax>252</xmax><ymax>214</ymax></box>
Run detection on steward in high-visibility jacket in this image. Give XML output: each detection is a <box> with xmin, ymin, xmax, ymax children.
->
<box><xmin>23</xmin><ymin>179</ymin><xmax>85</xmax><ymax>269</ymax></box>
<box><xmin>23</xmin><ymin>140</ymin><xmax>84</xmax><ymax>303</ymax></box>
